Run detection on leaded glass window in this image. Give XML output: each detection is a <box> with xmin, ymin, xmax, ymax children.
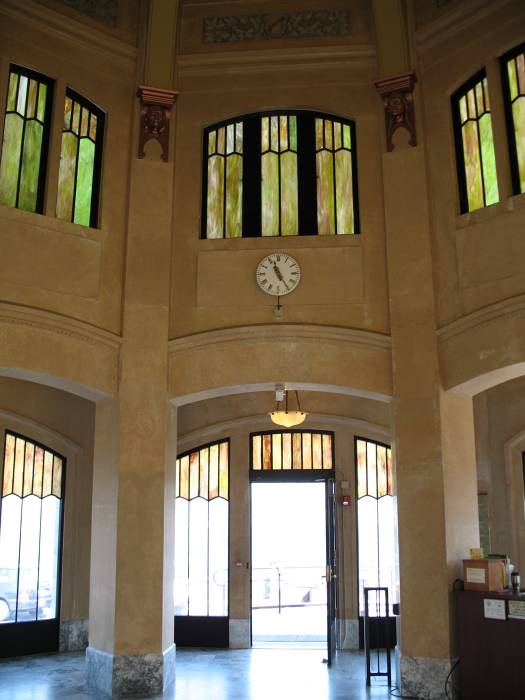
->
<box><xmin>316</xmin><ymin>117</ymin><xmax>355</xmax><ymax>235</ymax></box>
<box><xmin>57</xmin><ymin>89</ymin><xmax>104</xmax><ymax>227</ymax></box>
<box><xmin>204</xmin><ymin>122</ymin><xmax>243</xmax><ymax>238</ymax></box>
<box><xmin>500</xmin><ymin>42</ymin><xmax>525</xmax><ymax>195</ymax></box>
<box><xmin>175</xmin><ymin>440</ymin><xmax>229</xmax><ymax>616</ymax></box>
<box><xmin>355</xmin><ymin>437</ymin><xmax>397</xmax><ymax>616</ymax></box>
<box><xmin>0</xmin><ymin>65</ymin><xmax>53</xmax><ymax>213</ymax></box>
<box><xmin>261</xmin><ymin>115</ymin><xmax>298</xmax><ymax>236</ymax></box>
<box><xmin>0</xmin><ymin>432</ymin><xmax>65</xmax><ymax>624</ymax></box>
<box><xmin>251</xmin><ymin>430</ymin><xmax>334</xmax><ymax>471</ymax></box>
<box><xmin>201</xmin><ymin>111</ymin><xmax>359</xmax><ymax>238</ymax></box>
<box><xmin>452</xmin><ymin>71</ymin><xmax>499</xmax><ymax>213</ymax></box>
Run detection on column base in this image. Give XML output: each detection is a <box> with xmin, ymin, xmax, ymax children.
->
<box><xmin>229</xmin><ymin>618</ymin><xmax>250</xmax><ymax>648</ymax></box>
<box><xmin>340</xmin><ymin>618</ymin><xmax>359</xmax><ymax>650</ymax></box>
<box><xmin>86</xmin><ymin>644</ymin><xmax>175</xmax><ymax>697</ymax></box>
<box><xmin>400</xmin><ymin>655</ymin><xmax>458</xmax><ymax>699</ymax></box>
<box><xmin>60</xmin><ymin>618</ymin><xmax>89</xmax><ymax>651</ymax></box>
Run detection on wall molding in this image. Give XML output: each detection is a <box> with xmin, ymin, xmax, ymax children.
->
<box><xmin>437</xmin><ymin>294</ymin><xmax>525</xmax><ymax>343</ymax></box>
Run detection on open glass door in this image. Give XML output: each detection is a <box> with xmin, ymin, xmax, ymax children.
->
<box><xmin>325</xmin><ymin>477</ymin><xmax>337</xmax><ymax>666</ymax></box>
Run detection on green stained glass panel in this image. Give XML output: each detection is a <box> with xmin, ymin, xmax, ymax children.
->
<box><xmin>225</xmin><ymin>152</ymin><xmax>242</xmax><ymax>238</ymax></box>
<box><xmin>479</xmin><ymin>113</ymin><xmax>499</xmax><ymax>206</ymax></box>
<box><xmin>289</xmin><ymin>117</ymin><xmax>297</xmax><ymax>150</ymax></box>
<box><xmin>226</xmin><ymin>123</ymin><xmax>234</xmax><ymax>154</ymax></box>
<box><xmin>483</xmin><ymin>78</ymin><xmax>490</xmax><ymax>110</ymax></box>
<box><xmin>261</xmin><ymin>117</ymin><xmax>269</xmax><ymax>151</ymax></box>
<box><xmin>475</xmin><ymin>83</ymin><xmax>484</xmax><ymax>114</ymax></box>
<box><xmin>459</xmin><ymin>96</ymin><xmax>467</xmax><ymax>123</ymax></box>
<box><xmin>343</xmin><ymin>123</ymin><xmax>351</xmax><ymax>149</ymax></box>
<box><xmin>316</xmin><ymin>149</ymin><xmax>335</xmax><ymax>235</ymax></box>
<box><xmin>208</xmin><ymin>130</ymin><xmax>216</xmax><ymax>155</ymax></box>
<box><xmin>279</xmin><ymin>116</ymin><xmax>288</xmax><ymax>150</ymax></box>
<box><xmin>261</xmin><ymin>151</ymin><xmax>279</xmax><ymax>236</ymax></box>
<box><xmin>73</xmin><ymin>138</ymin><xmax>95</xmax><ymax>226</ymax></box>
<box><xmin>37</xmin><ymin>84</ymin><xmax>47</xmax><ymax>122</ymax></box>
<box><xmin>27</xmin><ymin>80</ymin><xmax>38</xmax><ymax>119</ymax></box>
<box><xmin>334</xmin><ymin>122</ymin><xmax>342</xmax><ymax>150</ymax></box>
<box><xmin>80</xmin><ymin>108</ymin><xmax>89</xmax><ymax>137</ymax></box>
<box><xmin>18</xmin><ymin>119</ymin><xmax>43</xmax><ymax>212</ymax></box>
<box><xmin>280</xmin><ymin>150</ymin><xmax>298</xmax><ymax>235</ymax></box>
<box><xmin>512</xmin><ymin>97</ymin><xmax>525</xmax><ymax>192</ymax></box>
<box><xmin>72</xmin><ymin>102</ymin><xmax>81</xmax><ymax>134</ymax></box>
<box><xmin>64</xmin><ymin>96</ymin><xmax>73</xmax><ymax>129</ymax></box>
<box><xmin>315</xmin><ymin>118</ymin><xmax>323</xmax><ymax>148</ymax></box>
<box><xmin>89</xmin><ymin>114</ymin><xmax>97</xmax><ymax>141</ymax></box>
<box><xmin>508</xmin><ymin>60</ymin><xmax>518</xmax><ymax>100</ymax></box>
<box><xmin>57</xmin><ymin>131</ymin><xmax>77</xmax><ymax>221</ymax></box>
<box><xmin>17</xmin><ymin>76</ymin><xmax>28</xmax><ymax>115</ymax></box>
<box><xmin>0</xmin><ymin>113</ymin><xmax>23</xmax><ymax>206</ymax></box>
<box><xmin>517</xmin><ymin>54</ymin><xmax>525</xmax><ymax>94</ymax></box>
<box><xmin>467</xmin><ymin>89</ymin><xmax>476</xmax><ymax>118</ymax></box>
<box><xmin>217</xmin><ymin>127</ymin><xmax>225</xmax><ymax>155</ymax></box>
<box><xmin>461</xmin><ymin>120</ymin><xmax>483</xmax><ymax>211</ymax></box>
<box><xmin>235</xmin><ymin>122</ymin><xmax>243</xmax><ymax>153</ymax></box>
<box><xmin>324</xmin><ymin>120</ymin><xmax>333</xmax><ymax>149</ymax></box>
<box><xmin>7</xmin><ymin>72</ymin><xmax>18</xmax><ymax>111</ymax></box>
<box><xmin>335</xmin><ymin>149</ymin><xmax>354</xmax><ymax>234</ymax></box>
<box><xmin>206</xmin><ymin>154</ymin><xmax>224</xmax><ymax>238</ymax></box>
<box><xmin>270</xmin><ymin>116</ymin><xmax>278</xmax><ymax>151</ymax></box>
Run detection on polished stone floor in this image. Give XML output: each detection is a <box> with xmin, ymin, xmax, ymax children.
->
<box><xmin>0</xmin><ymin>647</ymin><xmax>400</xmax><ymax>700</ymax></box>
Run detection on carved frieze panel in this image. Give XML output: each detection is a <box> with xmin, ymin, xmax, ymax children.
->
<box><xmin>203</xmin><ymin>9</ymin><xmax>351</xmax><ymax>44</ymax></box>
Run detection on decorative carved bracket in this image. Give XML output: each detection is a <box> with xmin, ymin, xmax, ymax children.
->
<box><xmin>375</xmin><ymin>71</ymin><xmax>417</xmax><ymax>152</ymax></box>
<box><xmin>137</xmin><ymin>86</ymin><xmax>178</xmax><ymax>162</ymax></box>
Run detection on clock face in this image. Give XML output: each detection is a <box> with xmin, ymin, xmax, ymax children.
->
<box><xmin>256</xmin><ymin>254</ymin><xmax>301</xmax><ymax>297</ymax></box>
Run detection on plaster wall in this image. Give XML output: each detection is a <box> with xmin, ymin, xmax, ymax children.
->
<box><xmin>0</xmin><ymin>376</ymin><xmax>95</xmax><ymax>623</ymax></box>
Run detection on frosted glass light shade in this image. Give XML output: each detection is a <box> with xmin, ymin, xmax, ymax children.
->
<box><xmin>269</xmin><ymin>411</ymin><xmax>307</xmax><ymax>428</ymax></box>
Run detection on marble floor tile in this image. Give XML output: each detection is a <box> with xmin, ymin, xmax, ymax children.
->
<box><xmin>0</xmin><ymin>647</ymin><xmax>397</xmax><ymax>699</ymax></box>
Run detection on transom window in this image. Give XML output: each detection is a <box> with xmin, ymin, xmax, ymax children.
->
<box><xmin>451</xmin><ymin>70</ymin><xmax>499</xmax><ymax>213</ymax></box>
<box><xmin>500</xmin><ymin>42</ymin><xmax>525</xmax><ymax>195</ymax></box>
<box><xmin>0</xmin><ymin>432</ymin><xmax>65</xmax><ymax>624</ymax></box>
<box><xmin>201</xmin><ymin>111</ymin><xmax>359</xmax><ymax>238</ymax></box>
<box><xmin>251</xmin><ymin>430</ymin><xmax>334</xmax><ymax>471</ymax></box>
<box><xmin>174</xmin><ymin>439</ymin><xmax>229</xmax><ymax>617</ymax></box>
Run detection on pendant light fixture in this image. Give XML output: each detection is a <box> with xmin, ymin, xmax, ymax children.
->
<box><xmin>269</xmin><ymin>384</ymin><xmax>308</xmax><ymax>428</ymax></box>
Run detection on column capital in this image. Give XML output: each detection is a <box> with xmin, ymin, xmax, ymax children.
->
<box><xmin>137</xmin><ymin>85</ymin><xmax>179</xmax><ymax>162</ymax></box>
<box><xmin>375</xmin><ymin>71</ymin><xmax>417</xmax><ymax>152</ymax></box>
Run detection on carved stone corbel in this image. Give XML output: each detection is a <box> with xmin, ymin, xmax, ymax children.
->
<box><xmin>137</xmin><ymin>86</ymin><xmax>178</xmax><ymax>162</ymax></box>
<box><xmin>375</xmin><ymin>71</ymin><xmax>417</xmax><ymax>152</ymax></box>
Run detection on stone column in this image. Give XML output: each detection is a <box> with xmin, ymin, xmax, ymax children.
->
<box><xmin>87</xmin><ymin>1</ymin><xmax>179</xmax><ymax>695</ymax></box>
<box><xmin>381</xmin><ymin>108</ymin><xmax>479</xmax><ymax>699</ymax></box>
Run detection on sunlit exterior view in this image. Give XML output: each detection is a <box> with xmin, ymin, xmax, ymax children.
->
<box><xmin>174</xmin><ymin>440</ymin><xmax>229</xmax><ymax>617</ymax></box>
<box><xmin>0</xmin><ymin>432</ymin><xmax>64</xmax><ymax>624</ymax></box>
<box><xmin>356</xmin><ymin>437</ymin><xmax>398</xmax><ymax>616</ymax></box>
<box><xmin>0</xmin><ymin>65</ymin><xmax>52</xmax><ymax>213</ymax></box>
<box><xmin>452</xmin><ymin>71</ymin><xmax>499</xmax><ymax>212</ymax></box>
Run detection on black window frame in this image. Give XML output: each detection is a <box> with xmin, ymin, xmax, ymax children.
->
<box><xmin>201</xmin><ymin>110</ymin><xmax>360</xmax><ymax>239</ymax></box>
<box><xmin>499</xmin><ymin>41</ymin><xmax>525</xmax><ymax>196</ymax></box>
<box><xmin>451</xmin><ymin>68</ymin><xmax>494</xmax><ymax>214</ymax></box>
<box><xmin>0</xmin><ymin>64</ymin><xmax>54</xmax><ymax>214</ymax></box>
<box><xmin>59</xmin><ymin>87</ymin><xmax>105</xmax><ymax>228</ymax></box>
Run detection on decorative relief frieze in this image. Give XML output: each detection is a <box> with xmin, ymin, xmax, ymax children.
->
<box><xmin>61</xmin><ymin>0</ymin><xmax>118</xmax><ymax>26</ymax></box>
<box><xmin>202</xmin><ymin>9</ymin><xmax>351</xmax><ymax>44</ymax></box>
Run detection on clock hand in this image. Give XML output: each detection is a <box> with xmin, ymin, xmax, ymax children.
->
<box><xmin>272</xmin><ymin>263</ymin><xmax>290</xmax><ymax>289</ymax></box>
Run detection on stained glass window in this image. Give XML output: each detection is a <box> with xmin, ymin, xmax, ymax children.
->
<box><xmin>316</xmin><ymin>117</ymin><xmax>355</xmax><ymax>234</ymax></box>
<box><xmin>355</xmin><ymin>437</ymin><xmax>397</xmax><ymax>616</ymax></box>
<box><xmin>251</xmin><ymin>430</ymin><xmax>334</xmax><ymax>471</ymax></box>
<box><xmin>452</xmin><ymin>71</ymin><xmax>499</xmax><ymax>213</ymax></box>
<box><xmin>0</xmin><ymin>432</ymin><xmax>64</xmax><ymax>624</ymax></box>
<box><xmin>201</xmin><ymin>111</ymin><xmax>359</xmax><ymax>238</ymax></box>
<box><xmin>0</xmin><ymin>65</ymin><xmax>53</xmax><ymax>213</ymax></box>
<box><xmin>500</xmin><ymin>42</ymin><xmax>525</xmax><ymax>195</ymax></box>
<box><xmin>261</xmin><ymin>115</ymin><xmax>298</xmax><ymax>236</ymax></box>
<box><xmin>57</xmin><ymin>89</ymin><xmax>104</xmax><ymax>227</ymax></box>
<box><xmin>204</xmin><ymin>121</ymin><xmax>243</xmax><ymax>238</ymax></box>
<box><xmin>175</xmin><ymin>439</ymin><xmax>229</xmax><ymax>616</ymax></box>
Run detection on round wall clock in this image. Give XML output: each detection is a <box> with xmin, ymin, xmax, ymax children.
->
<box><xmin>256</xmin><ymin>253</ymin><xmax>301</xmax><ymax>297</ymax></box>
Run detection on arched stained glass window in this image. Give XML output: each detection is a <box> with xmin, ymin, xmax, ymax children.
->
<box><xmin>251</xmin><ymin>430</ymin><xmax>334</xmax><ymax>472</ymax></box>
<box><xmin>500</xmin><ymin>42</ymin><xmax>525</xmax><ymax>195</ymax></box>
<box><xmin>355</xmin><ymin>437</ymin><xmax>397</xmax><ymax>617</ymax></box>
<box><xmin>452</xmin><ymin>71</ymin><xmax>499</xmax><ymax>213</ymax></box>
<box><xmin>0</xmin><ymin>65</ymin><xmax>53</xmax><ymax>213</ymax></box>
<box><xmin>205</xmin><ymin>121</ymin><xmax>243</xmax><ymax>238</ymax></box>
<box><xmin>57</xmin><ymin>89</ymin><xmax>104</xmax><ymax>228</ymax></box>
<box><xmin>175</xmin><ymin>439</ymin><xmax>229</xmax><ymax>617</ymax></box>
<box><xmin>201</xmin><ymin>111</ymin><xmax>359</xmax><ymax>238</ymax></box>
<box><xmin>0</xmin><ymin>432</ymin><xmax>65</xmax><ymax>625</ymax></box>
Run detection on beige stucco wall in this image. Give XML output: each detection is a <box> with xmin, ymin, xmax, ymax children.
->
<box><xmin>0</xmin><ymin>376</ymin><xmax>95</xmax><ymax>623</ymax></box>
